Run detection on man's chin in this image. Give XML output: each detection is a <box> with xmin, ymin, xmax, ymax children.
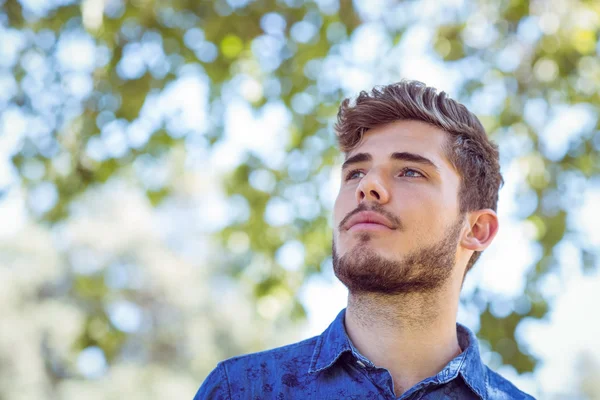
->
<box><xmin>331</xmin><ymin>248</ymin><xmax>453</xmax><ymax>295</ymax></box>
<box><xmin>337</xmin><ymin>244</ymin><xmax>401</xmax><ymax>263</ymax></box>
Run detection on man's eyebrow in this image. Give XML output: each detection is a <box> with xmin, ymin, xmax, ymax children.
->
<box><xmin>341</xmin><ymin>152</ymin><xmax>372</xmax><ymax>170</ymax></box>
<box><xmin>341</xmin><ymin>152</ymin><xmax>441</xmax><ymax>173</ymax></box>
<box><xmin>391</xmin><ymin>152</ymin><xmax>440</xmax><ymax>173</ymax></box>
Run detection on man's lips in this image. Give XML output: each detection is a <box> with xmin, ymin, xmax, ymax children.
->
<box><xmin>348</xmin><ymin>222</ymin><xmax>393</xmax><ymax>232</ymax></box>
<box><xmin>343</xmin><ymin>211</ymin><xmax>396</xmax><ymax>231</ymax></box>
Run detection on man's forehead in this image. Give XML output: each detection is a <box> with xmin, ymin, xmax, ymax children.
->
<box><xmin>346</xmin><ymin>121</ymin><xmax>447</xmax><ymax>156</ymax></box>
<box><xmin>345</xmin><ymin>137</ymin><xmax>445</xmax><ymax>162</ymax></box>
<box><xmin>342</xmin><ymin>122</ymin><xmax>457</xmax><ymax>175</ymax></box>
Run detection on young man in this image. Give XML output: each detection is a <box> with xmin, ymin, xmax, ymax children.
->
<box><xmin>195</xmin><ymin>80</ymin><xmax>536</xmax><ymax>399</ymax></box>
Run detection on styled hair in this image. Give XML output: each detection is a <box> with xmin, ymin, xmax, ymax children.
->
<box><xmin>334</xmin><ymin>80</ymin><xmax>504</xmax><ymax>275</ymax></box>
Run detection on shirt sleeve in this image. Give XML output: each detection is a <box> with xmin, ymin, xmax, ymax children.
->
<box><xmin>193</xmin><ymin>362</ymin><xmax>231</xmax><ymax>400</ymax></box>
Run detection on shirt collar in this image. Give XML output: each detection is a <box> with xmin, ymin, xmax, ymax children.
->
<box><xmin>308</xmin><ymin>308</ymin><xmax>353</xmax><ymax>374</ymax></box>
<box><xmin>308</xmin><ymin>308</ymin><xmax>488</xmax><ymax>399</ymax></box>
<box><xmin>454</xmin><ymin>320</ymin><xmax>487</xmax><ymax>399</ymax></box>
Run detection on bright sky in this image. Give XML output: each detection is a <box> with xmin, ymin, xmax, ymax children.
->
<box><xmin>1</xmin><ymin>3</ymin><xmax>600</xmax><ymax>398</ymax></box>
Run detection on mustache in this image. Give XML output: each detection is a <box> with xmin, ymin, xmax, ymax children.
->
<box><xmin>338</xmin><ymin>203</ymin><xmax>403</xmax><ymax>231</ymax></box>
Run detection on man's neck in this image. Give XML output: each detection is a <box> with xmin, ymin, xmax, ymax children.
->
<box><xmin>344</xmin><ymin>290</ymin><xmax>462</xmax><ymax>397</ymax></box>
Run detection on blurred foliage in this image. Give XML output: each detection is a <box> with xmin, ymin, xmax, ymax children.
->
<box><xmin>1</xmin><ymin>0</ymin><xmax>600</xmax><ymax>398</ymax></box>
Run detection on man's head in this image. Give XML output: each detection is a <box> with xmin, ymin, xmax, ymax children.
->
<box><xmin>331</xmin><ymin>80</ymin><xmax>503</xmax><ymax>295</ymax></box>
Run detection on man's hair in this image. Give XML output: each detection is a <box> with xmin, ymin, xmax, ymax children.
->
<box><xmin>334</xmin><ymin>80</ymin><xmax>504</xmax><ymax>275</ymax></box>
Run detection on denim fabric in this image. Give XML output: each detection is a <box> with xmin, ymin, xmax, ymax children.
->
<box><xmin>194</xmin><ymin>308</ymin><xmax>536</xmax><ymax>399</ymax></box>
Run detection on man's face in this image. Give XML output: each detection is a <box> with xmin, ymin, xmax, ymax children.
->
<box><xmin>332</xmin><ymin>119</ymin><xmax>466</xmax><ymax>294</ymax></box>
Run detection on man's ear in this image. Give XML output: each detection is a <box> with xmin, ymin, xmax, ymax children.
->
<box><xmin>461</xmin><ymin>209</ymin><xmax>499</xmax><ymax>252</ymax></box>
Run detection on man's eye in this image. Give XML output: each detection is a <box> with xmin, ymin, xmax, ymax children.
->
<box><xmin>344</xmin><ymin>168</ymin><xmax>424</xmax><ymax>182</ymax></box>
<box><xmin>401</xmin><ymin>168</ymin><xmax>424</xmax><ymax>178</ymax></box>
<box><xmin>344</xmin><ymin>170</ymin><xmax>364</xmax><ymax>181</ymax></box>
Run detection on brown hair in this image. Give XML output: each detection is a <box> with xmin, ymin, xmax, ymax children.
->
<box><xmin>334</xmin><ymin>80</ymin><xmax>504</xmax><ymax>275</ymax></box>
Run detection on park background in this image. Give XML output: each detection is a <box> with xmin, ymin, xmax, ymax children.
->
<box><xmin>1</xmin><ymin>0</ymin><xmax>600</xmax><ymax>398</ymax></box>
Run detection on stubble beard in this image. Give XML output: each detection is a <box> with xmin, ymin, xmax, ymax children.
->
<box><xmin>332</xmin><ymin>218</ymin><xmax>464</xmax><ymax>295</ymax></box>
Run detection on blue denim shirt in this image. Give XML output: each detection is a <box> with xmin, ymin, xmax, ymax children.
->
<box><xmin>195</xmin><ymin>308</ymin><xmax>535</xmax><ymax>399</ymax></box>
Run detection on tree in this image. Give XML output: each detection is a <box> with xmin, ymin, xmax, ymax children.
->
<box><xmin>1</xmin><ymin>0</ymin><xmax>599</xmax><ymax>397</ymax></box>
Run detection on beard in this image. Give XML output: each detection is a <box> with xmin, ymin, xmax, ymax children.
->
<box><xmin>332</xmin><ymin>217</ymin><xmax>464</xmax><ymax>295</ymax></box>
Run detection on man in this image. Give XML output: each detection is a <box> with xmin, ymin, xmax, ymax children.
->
<box><xmin>195</xmin><ymin>80</ymin><xmax>536</xmax><ymax>399</ymax></box>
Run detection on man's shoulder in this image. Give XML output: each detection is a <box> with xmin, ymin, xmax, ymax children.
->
<box><xmin>221</xmin><ymin>334</ymin><xmax>320</xmax><ymax>372</ymax></box>
<box><xmin>195</xmin><ymin>335</ymin><xmax>329</xmax><ymax>399</ymax></box>
<box><xmin>484</xmin><ymin>366</ymin><xmax>537</xmax><ymax>400</ymax></box>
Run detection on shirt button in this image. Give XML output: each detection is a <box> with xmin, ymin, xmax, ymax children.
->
<box><xmin>356</xmin><ymin>360</ymin><xmax>366</xmax><ymax>368</ymax></box>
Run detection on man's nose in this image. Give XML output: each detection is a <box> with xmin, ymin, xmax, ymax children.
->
<box><xmin>356</xmin><ymin>171</ymin><xmax>390</xmax><ymax>204</ymax></box>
